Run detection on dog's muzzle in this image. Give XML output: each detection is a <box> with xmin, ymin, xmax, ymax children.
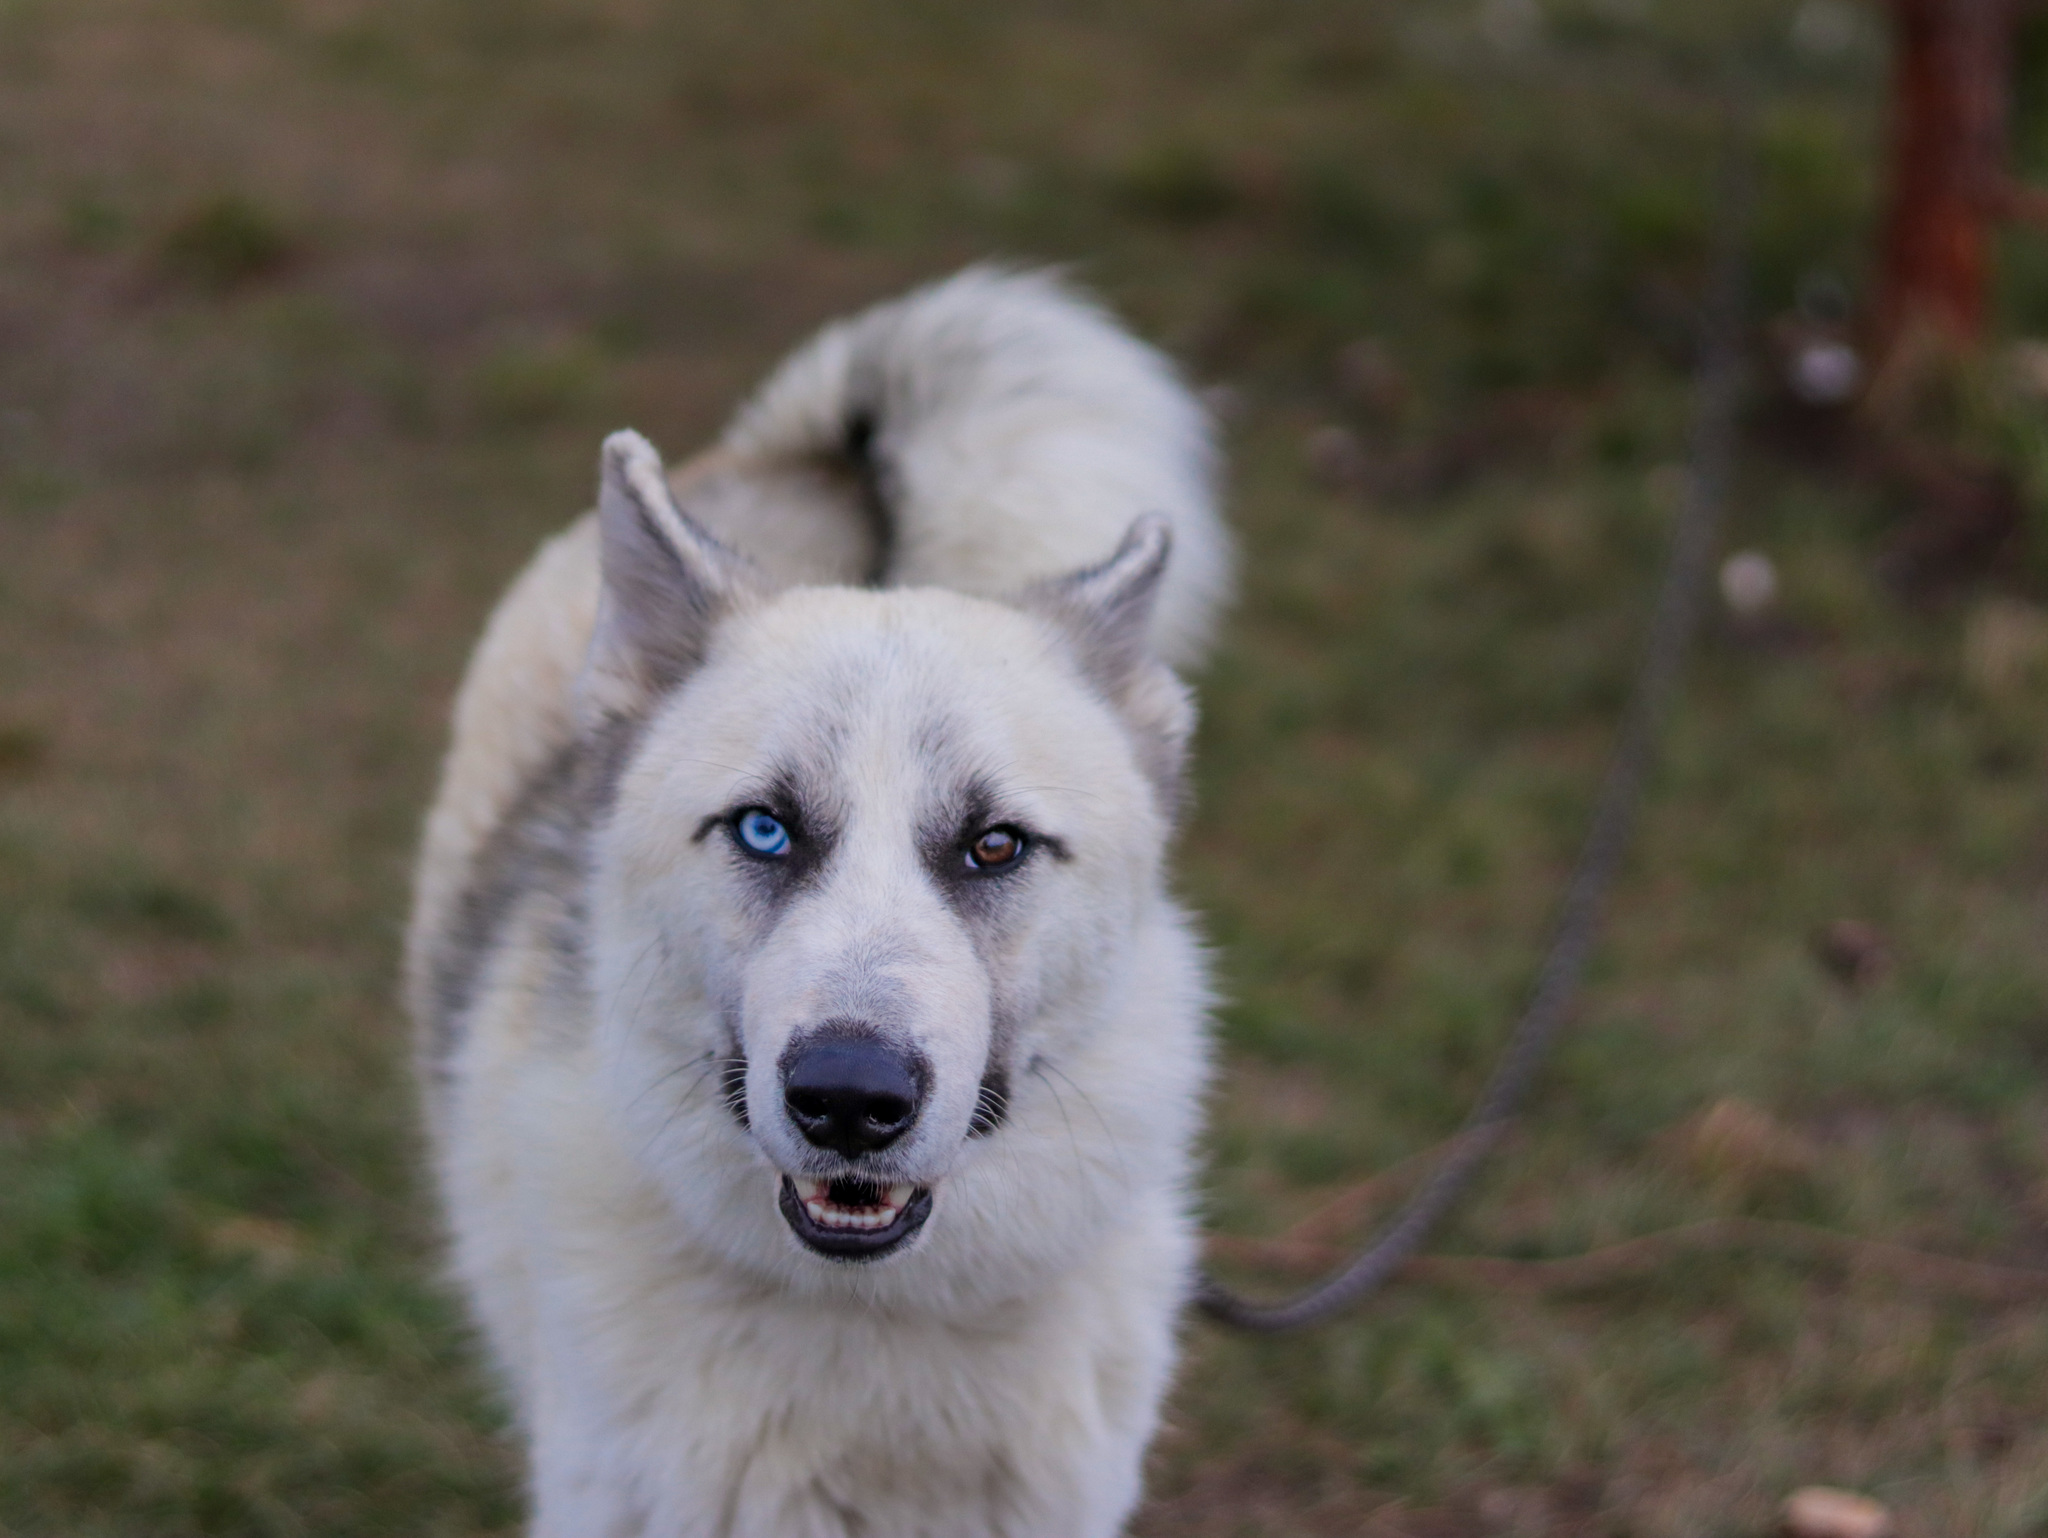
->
<box><xmin>775</xmin><ymin>1028</ymin><xmax>934</xmax><ymax>1259</ymax></box>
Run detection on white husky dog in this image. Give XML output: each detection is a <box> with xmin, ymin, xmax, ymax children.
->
<box><xmin>406</xmin><ymin>268</ymin><xmax>1232</xmax><ymax>1538</ymax></box>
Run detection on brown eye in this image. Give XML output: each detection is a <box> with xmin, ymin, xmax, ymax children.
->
<box><xmin>966</xmin><ymin>827</ymin><xmax>1025</xmax><ymax>871</ymax></box>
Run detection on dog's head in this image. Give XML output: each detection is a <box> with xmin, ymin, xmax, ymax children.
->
<box><xmin>578</xmin><ymin>432</ymin><xmax>1196</xmax><ymax>1292</ymax></box>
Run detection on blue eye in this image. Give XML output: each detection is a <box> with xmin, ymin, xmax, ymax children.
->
<box><xmin>735</xmin><ymin>810</ymin><xmax>791</xmax><ymax>858</ymax></box>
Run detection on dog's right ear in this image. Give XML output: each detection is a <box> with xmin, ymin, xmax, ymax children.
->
<box><xmin>580</xmin><ymin>429</ymin><xmax>752</xmax><ymax>724</ymax></box>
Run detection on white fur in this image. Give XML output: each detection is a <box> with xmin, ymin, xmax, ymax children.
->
<box><xmin>408</xmin><ymin>269</ymin><xmax>1230</xmax><ymax>1537</ymax></box>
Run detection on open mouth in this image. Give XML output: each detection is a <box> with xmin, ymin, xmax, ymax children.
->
<box><xmin>777</xmin><ymin>1175</ymin><xmax>933</xmax><ymax>1260</ymax></box>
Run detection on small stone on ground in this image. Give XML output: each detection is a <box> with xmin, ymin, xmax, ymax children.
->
<box><xmin>1781</xmin><ymin>1486</ymin><xmax>1893</xmax><ymax>1538</ymax></box>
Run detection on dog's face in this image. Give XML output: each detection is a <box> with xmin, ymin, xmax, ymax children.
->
<box><xmin>579</xmin><ymin>434</ymin><xmax>1192</xmax><ymax>1293</ymax></box>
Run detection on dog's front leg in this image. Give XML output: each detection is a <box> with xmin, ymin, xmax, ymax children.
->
<box><xmin>524</xmin><ymin>1376</ymin><xmax>691</xmax><ymax>1538</ymax></box>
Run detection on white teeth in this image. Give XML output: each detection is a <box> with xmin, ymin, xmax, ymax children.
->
<box><xmin>788</xmin><ymin>1176</ymin><xmax>918</xmax><ymax>1232</ymax></box>
<box><xmin>814</xmin><ymin>1207</ymin><xmax>897</xmax><ymax>1230</ymax></box>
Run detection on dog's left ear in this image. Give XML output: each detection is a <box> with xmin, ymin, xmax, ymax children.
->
<box><xmin>1024</xmin><ymin>516</ymin><xmax>1196</xmax><ymax>817</ymax></box>
<box><xmin>580</xmin><ymin>429</ymin><xmax>754</xmax><ymax>724</ymax></box>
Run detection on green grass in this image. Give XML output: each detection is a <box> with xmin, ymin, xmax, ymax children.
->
<box><xmin>1</xmin><ymin>1</ymin><xmax>2046</xmax><ymax>1534</ymax></box>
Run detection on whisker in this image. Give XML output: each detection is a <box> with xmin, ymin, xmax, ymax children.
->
<box><xmin>625</xmin><ymin>1049</ymin><xmax>715</xmax><ymax>1116</ymax></box>
<box><xmin>1036</xmin><ymin>1057</ymin><xmax>1131</xmax><ymax>1193</ymax></box>
<box><xmin>1021</xmin><ymin>783</ymin><xmax>1106</xmax><ymax>803</ymax></box>
<box><xmin>619</xmin><ymin>931</ymin><xmax>672</xmax><ymax>1031</ymax></box>
<box><xmin>1029</xmin><ymin>1061</ymin><xmax>1111</xmax><ymax>1220</ymax></box>
<box><xmin>642</xmin><ymin>1057</ymin><xmax>725</xmax><ymax>1157</ymax></box>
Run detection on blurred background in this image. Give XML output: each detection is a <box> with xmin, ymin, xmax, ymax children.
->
<box><xmin>1</xmin><ymin>1</ymin><xmax>2045</xmax><ymax>1534</ymax></box>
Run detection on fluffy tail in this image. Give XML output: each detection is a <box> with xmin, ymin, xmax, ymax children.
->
<box><xmin>716</xmin><ymin>267</ymin><xmax>1232</xmax><ymax>668</ymax></box>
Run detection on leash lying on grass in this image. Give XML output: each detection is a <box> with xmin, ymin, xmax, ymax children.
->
<box><xmin>1205</xmin><ymin>1141</ymin><xmax>2048</xmax><ymax>1309</ymax></box>
<box><xmin>1196</xmin><ymin>126</ymin><xmax>1754</xmax><ymax>1334</ymax></box>
<box><xmin>1217</xmin><ymin>1217</ymin><xmax>2048</xmax><ymax>1308</ymax></box>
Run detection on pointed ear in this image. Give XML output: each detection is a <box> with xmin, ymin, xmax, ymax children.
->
<box><xmin>1023</xmin><ymin>515</ymin><xmax>1173</xmax><ymax>698</ymax></box>
<box><xmin>580</xmin><ymin>429</ymin><xmax>753</xmax><ymax>723</ymax></box>
<box><xmin>1023</xmin><ymin>516</ymin><xmax>1195</xmax><ymax>818</ymax></box>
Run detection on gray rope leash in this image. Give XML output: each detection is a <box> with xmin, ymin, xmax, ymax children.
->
<box><xmin>1198</xmin><ymin>134</ymin><xmax>1751</xmax><ymax>1334</ymax></box>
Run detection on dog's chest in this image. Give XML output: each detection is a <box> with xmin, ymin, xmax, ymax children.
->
<box><xmin>552</xmin><ymin>1287</ymin><xmax>1126</xmax><ymax>1537</ymax></box>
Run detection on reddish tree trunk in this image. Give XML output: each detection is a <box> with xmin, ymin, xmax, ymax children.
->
<box><xmin>1876</xmin><ymin>0</ymin><xmax>2014</xmax><ymax>354</ymax></box>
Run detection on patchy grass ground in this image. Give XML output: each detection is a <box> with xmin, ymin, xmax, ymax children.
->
<box><xmin>1</xmin><ymin>2</ymin><xmax>2045</xmax><ymax>1534</ymax></box>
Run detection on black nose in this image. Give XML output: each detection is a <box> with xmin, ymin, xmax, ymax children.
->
<box><xmin>781</xmin><ymin>1031</ymin><xmax>926</xmax><ymax>1157</ymax></box>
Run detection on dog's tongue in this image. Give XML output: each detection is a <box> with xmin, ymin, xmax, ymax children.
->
<box><xmin>795</xmin><ymin>1177</ymin><xmax>916</xmax><ymax>1231</ymax></box>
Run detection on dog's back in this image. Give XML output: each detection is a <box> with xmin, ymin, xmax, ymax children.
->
<box><xmin>710</xmin><ymin>265</ymin><xmax>1228</xmax><ymax>655</ymax></box>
